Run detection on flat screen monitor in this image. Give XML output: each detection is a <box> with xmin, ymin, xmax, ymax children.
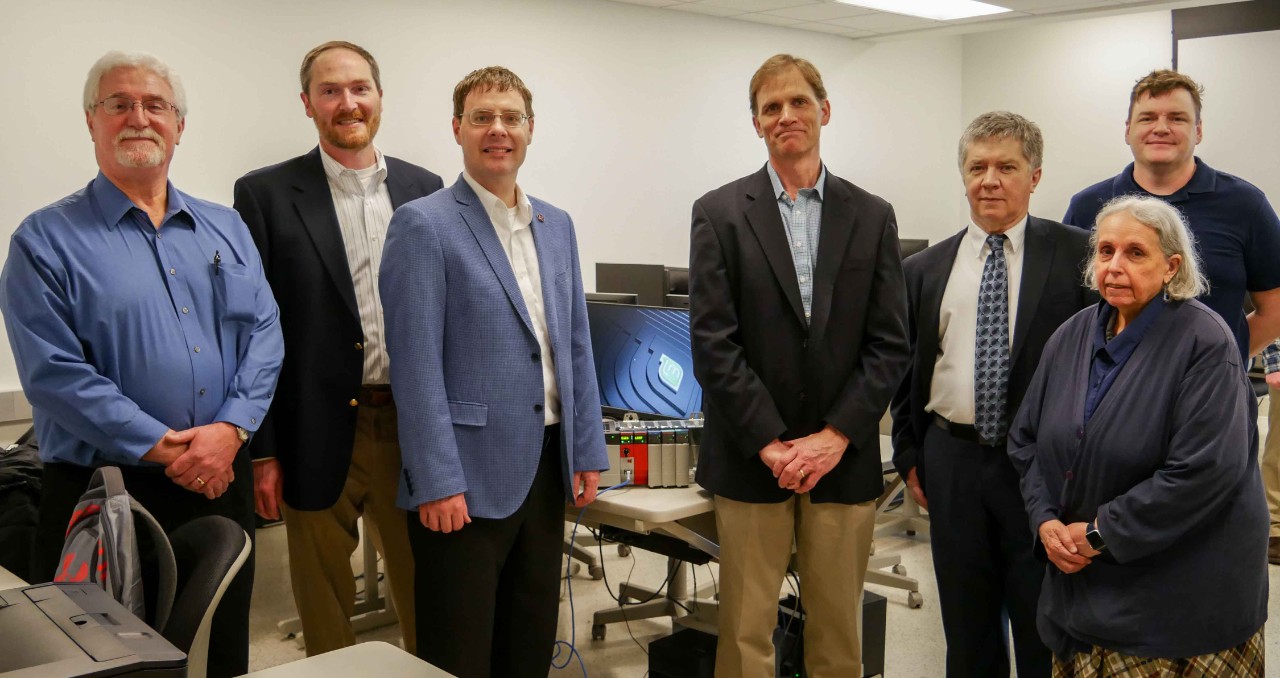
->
<box><xmin>587</xmin><ymin>302</ymin><xmax>702</xmax><ymax>419</ymax></box>
<box><xmin>586</xmin><ymin>292</ymin><xmax>639</xmax><ymax>305</ymax></box>
<box><xmin>900</xmin><ymin>238</ymin><xmax>929</xmax><ymax>259</ymax></box>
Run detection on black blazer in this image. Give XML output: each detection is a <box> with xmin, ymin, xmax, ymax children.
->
<box><xmin>232</xmin><ymin>147</ymin><xmax>443</xmax><ymax>510</ymax></box>
<box><xmin>689</xmin><ymin>165</ymin><xmax>910</xmax><ymax>505</ymax></box>
<box><xmin>889</xmin><ymin>216</ymin><xmax>1094</xmax><ymax>479</ymax></box>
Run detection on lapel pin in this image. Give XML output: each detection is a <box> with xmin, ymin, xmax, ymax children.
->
<box><xmin>536</xmin><ymin>213</ymin><xmax>545</xmax><ymax>222</ymax></box>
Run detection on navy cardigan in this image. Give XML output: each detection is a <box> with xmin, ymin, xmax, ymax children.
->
<box><xmin>1008</xmin><ymin>299</ymin><xmax>1268</xmax><ymax>659</ymax></box>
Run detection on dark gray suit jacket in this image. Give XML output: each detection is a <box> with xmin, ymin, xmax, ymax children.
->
<box><xmin>233</xmin><ymin>147</ymin><xmax>442</xmax><ymax>510</ymax></box>
<box><xmin>890</xmin><ymin>216</ymin><xmax>1094</xmax><ymax>480</ymax></box>
<box><xmin>690</xmin><ymin>164</ymin><xmax>910</xmax><ymax>505</ymax></box>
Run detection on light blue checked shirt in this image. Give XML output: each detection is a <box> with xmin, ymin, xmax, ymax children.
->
<box><xmin>766</xmin><ymin>162</ymin><xmax>826</xmax><ymax>323</ymax></box>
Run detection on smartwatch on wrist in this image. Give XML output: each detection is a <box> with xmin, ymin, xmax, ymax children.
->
<box><xmin>1085</xmin><ymin>521</ymin><xmax>1107</xmax><ymax>553</ymax></box>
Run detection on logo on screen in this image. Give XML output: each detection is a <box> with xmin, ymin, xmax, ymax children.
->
<box><xmin>658</xmin><ymin>354</ymin><xmax>684</xmax><ymax>393</ymax></box>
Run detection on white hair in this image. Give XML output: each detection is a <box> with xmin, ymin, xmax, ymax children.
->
<box><xmin>1084</xmin><ymin>195</ymin><xmax>1209</xmax><ymax>300</ymax></box>
<box><xmin>83</xmin><ymin>51</ymin><xmax>187</xmax><ymax>119</ymax></box>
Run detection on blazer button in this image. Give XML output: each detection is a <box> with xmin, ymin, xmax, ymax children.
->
<box><xmin>534</xmin><ymin>403</ymin><xmax>544</xmax><ymax>413</ymax></box>
<box><xmin>349</xmin><ymin>399</ymin><xmax>359</xmax><ymax>407</ymax></box>
<box><xmin>532</xmin><ymin>353</ymin><xmax>540</xmax><ymax>362</ymax></box>
<box><xmin>355</xmin><ymin>342</ymin><xmax>364</xmax><ymax>350</ymax></box>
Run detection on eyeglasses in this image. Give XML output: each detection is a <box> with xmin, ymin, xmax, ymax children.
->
<box><xmin>463</xmin><ymin>109</ymin><xmax>531</xmax><ymax>128</ymax></box>
<box><xmin>94</xmin><ymin>96</ymin><xmax>179</xmax><ymax>117</ymax></box>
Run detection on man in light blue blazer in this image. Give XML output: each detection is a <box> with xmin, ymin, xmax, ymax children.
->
<box><xmin>380</xmin><ymin>66</ymin><xmax>607</xmax><ymax>678</ymax></box>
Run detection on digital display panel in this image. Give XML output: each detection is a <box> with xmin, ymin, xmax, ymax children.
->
<box><xmin>587</xmin><ymin>302</ymin><xmax>702</xmax><ymax>419</ymax></box>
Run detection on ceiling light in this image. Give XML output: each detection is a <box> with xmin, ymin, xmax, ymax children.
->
<box><xmin>834</xmin><ymin>0</ymin><xmax>1012</xmax><ymax>21</ymax></box>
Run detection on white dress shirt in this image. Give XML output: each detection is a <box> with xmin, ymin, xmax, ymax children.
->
<box><xmin>320</xmin><ymin>147</ymin><xmax>395</xmax><ymax>385</ymax></box>
<box><xmin>926</xmin><ymin>216</ymin><xmax>1027</xmax><ymax>425</ymax></box>
<box><xmin>462</xmin><ymin>173</ymin><xmax>561</xmax><ymax>425</ymax></box>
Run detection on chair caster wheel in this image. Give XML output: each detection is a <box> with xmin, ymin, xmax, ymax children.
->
<box><xmin>617</xmin><ymin>545</ymin><xmax>631</xmax><ymax>557</ymax></box>
<box><xmin>589</xmin><ymin>565</ymin><xmax>605</xmax><ymax>580</ymax></box>
<box><xmin>892</xmin><ymin>564</ymin><xmax>907</xmax><ymax>575</ymax></box>
<box><xmin>592</xmin><ymin>624</ymin><xmax>607</xmax><ymax>640</ymax></box>
<box><xmin>908</xmin><ymin>592</ymin><xmax>924</xmax><ymax>609</ymax></box>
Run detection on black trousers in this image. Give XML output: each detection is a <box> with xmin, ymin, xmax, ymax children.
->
<box><xmin>408</xmin><ymin>424</ymin><xmax>565</xmax><ymax>678</ymax></box>
<box><xmin>922</xmin><ymin>423</ymin><xmax>1051</xmax><ymax>678</ymax></box>
<box><xmin>33</xmin><ymin>450</ymin><xmax>255</xmax><ymax>678</ymax></box>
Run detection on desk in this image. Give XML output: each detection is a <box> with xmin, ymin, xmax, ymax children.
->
<box><xmin>568</xmin><ymin>485</ymin><xmax>719</xmax><ymax>639</ymax></box>
<box><xmin>0</xmin><ymin>564</ymin><xmax>26</xmax><ymax>589</ymax></box>
<box><xmin>243</xmin><ymin>641</ymin><xmax>452</xmax><ymax>677</ymax></box>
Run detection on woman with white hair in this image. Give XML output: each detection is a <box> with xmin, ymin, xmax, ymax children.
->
<box><xmin>1008</xmin><ymin>195</ymin><xmax>1267</xmax><ymax>676</ymax></box>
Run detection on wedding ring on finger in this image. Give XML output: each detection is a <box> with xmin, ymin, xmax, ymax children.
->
<box><xmin>195</xmin><ymin>476</ymin><xmax>206</xmax><ymax>487</ymax></box>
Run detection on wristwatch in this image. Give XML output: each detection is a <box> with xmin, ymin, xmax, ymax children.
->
<box><xmin>1085</xmin><ymin>521</ymin><xmax>1107</xmax><ymax>553</ymax></box>
<box><xmin>234</xmin><ymin>426</ymin><xmax>250</xmax><ymax>444</ymax></box>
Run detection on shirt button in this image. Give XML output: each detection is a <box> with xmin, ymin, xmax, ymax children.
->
<box><xmin>193</xmin><ymin>346</ymin><xmax>201</xmax><ymax>353</ymax></box>
<box><xmin>355</xmin><ymin>342</ymin><xmax>364</xmax><ymax>350</ymax></box>
<box><xmin>534</xmin><ymin>404</ymin><xmax>544</xmax><ymax>413</ymax></box>
<box><xmin>251</xmin><ymin>418</ymin><xmax>257</xmax><ymax>424</ymax></box>
<box><xmin>182</xmin><ymin>307</ymin><xmax>189</xmax><ymax>314</ymax></box>
<box><xmin>169</xmin><ymin>268</ymin><xmax>176</xmax><ymax>275</ymax></box>
<box><xmin>199</xmin><ymin>388</ymin><xmax>206</xmax><ymax>396</ymax></box>
<box><xmin>349</xmin><ymin>399</ymin><xmax>359</xmax><ymax>407</ymax></box>
<box><xmin>532</xmin><ymin>353</ymin><xmax>540</xmax><ymax>362</ymax></box>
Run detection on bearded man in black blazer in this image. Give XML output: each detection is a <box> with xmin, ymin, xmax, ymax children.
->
<box><xmin>689</xmin><ymin>54</ymin><xmax>909</xmax><ymax>677</ymax></box>
<box><xmin>232</xmin><ymin>41</ymin><xmax>441</xmax><ymax>656</ymax></box>
<box><xmin>890</xmin><ymin>112</ymin><xmax>1094</xmax><ymax>677</ymax></box>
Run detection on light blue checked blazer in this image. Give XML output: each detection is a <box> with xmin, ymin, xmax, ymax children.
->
<box><xmin>381</xmin><ymin>176</ymin><xmax>608</xmax><ymax>518</ymax></box>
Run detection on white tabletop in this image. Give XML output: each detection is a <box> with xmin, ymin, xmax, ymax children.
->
<box><xmin>243</xmin><ymin>641</ymin><xmax>452</xmax><ymax>677</ymax></box>
<box><xmin>0</xmin><ymin>565</ymin><xmax>27</xmax><ymax>590</ymax></box>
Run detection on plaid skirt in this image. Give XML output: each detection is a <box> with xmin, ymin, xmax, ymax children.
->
<box><xmin>1051</xmin><ymin>627</ymin><xmax>1264</xmax><ymax>677</ymax></box>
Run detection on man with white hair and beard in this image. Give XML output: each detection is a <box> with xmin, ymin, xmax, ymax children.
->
<box><xmin>0</xmin><ymin>50</ymin><xmax>283</xmax><ymax>678</ymax></box>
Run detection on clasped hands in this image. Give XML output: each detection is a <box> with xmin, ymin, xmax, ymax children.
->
<box><xmin>141</xmin><ymin>422</ymin><xmax>243</xmax><ymax>500</ymax></box>
<box><xmin>760</xmin><ymin>425</ymin><xmax>848</xmax><ymax>493</ymax></box>
<box><xmin>1038</xmin><ymin>518</ymin><xmax>1102</xmax><ymax>574</ymax></box>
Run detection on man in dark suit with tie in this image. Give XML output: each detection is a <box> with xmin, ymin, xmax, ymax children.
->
<box><xmin>689</xmin><ymin>54</ymin><xmax>910</xmax><ymax>677</ymax></box>
<box><xmin>890</xmin><ymin>112</ymin><xmax>1094</xmax><ymax>677</ymax></box>
<box><xmin>232</xmin><ymin>41</ymin><xmax>442</xmax><ymax>656</ymax></box>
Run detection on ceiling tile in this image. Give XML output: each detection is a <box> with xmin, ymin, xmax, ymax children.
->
<box><xmin>607</xmin><ymin>0</ymin><xmax>686</xmax><ymax>6</ymax></box>
<box><xmin>826</xmin><ymin>11</ymin><xmax>943</xmax><ymax>32</ymax></box>
<box><xmin>791</xmin><ymin>21</ymin><xmax>877</xmax><ymax>37</ymax></box>
<box><xmin>762</xmin><ymin>2</ymin><xmax>876</xmax><ymax>21</ymax></box>
<box><xmin>736</xmin><ymin>12</ymin><xmax>807</xmax><ymax>25</ymax></box>
<box><xmin>694</xmin><ymin>0</ymin><xmax>820</xmax><ymax>13</ymax></box>
<box><xmin>670</xmin><ymin>2</ymin><xmax>745</xmax><ymax>15</ymax></box>
<box><xmin>986</xmin><ymin>0</ymin><xmax>1112</xmax><ymax>11</ymax></box>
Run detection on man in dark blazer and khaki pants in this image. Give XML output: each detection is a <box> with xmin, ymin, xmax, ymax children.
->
<box><xmin>232</xmin><ymin>41</ymin><xmax>442</xmax><ymax>655</ymax></box>
<box><xmin>690</xmin><ymin>54</ymin><xmax>910</xmax><ymax>677</ymax></box>
<box><xmin>890</xmin><ymin>112</ymin><xmax>1093</xmax><ymax>677</ymax></box>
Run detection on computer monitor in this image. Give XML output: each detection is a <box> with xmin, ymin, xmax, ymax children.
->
<box><xmin>587</xmin><ymin>301</ymin><xmax>703</xmax><ymax>419</ymax></box>
<box><xmin>586</xmin><ymin>292</ymin><xmax>639</xmax><ymax>305</ymax></box>
<box><xmin>900</xmin><ymin>238</ymin><xmax>929</xmax><ymax>259</ymax></box>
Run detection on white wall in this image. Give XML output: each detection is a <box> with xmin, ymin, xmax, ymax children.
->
<box><xmin>0</xmin><ymin>0</ymin><xmax>963</xmax><ymax>391</ymax></box>
<box><xmin>961</xmin><ymin>11</ymin><xmax>1175</xmax><ymax>222</ymax></box>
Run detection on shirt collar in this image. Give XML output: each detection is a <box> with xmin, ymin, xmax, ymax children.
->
<box><xmin>319</xmin><ymin>146</ymin><xmax>388</xmax><ymax>195</ymax></box>
<box><xmin>963</xmin><ymin>214</ymin><xmax>1027</xmax><ymax>260</ymax></box>
<box><xmin>462</xmin><ymin>171</ymin><xmax>532</xmax><ymax>230</ymax></box>
<box><xmin>1116</xmin><ymin>157</ymin><xmax>1217</xmax><ymax>202</ymax></box>
<box><xmin>766</xmin><ymin>161</ymin><xmax>826</xmax><ymax>203</ymax></box>
<box><xmin>91</xmin><ymin>172</ymin><xmax>192</xmax><ymax>231</ymax></box>
<box><xmin>1093</xmin><ymin>293</ymin><xmax>1167</xmax><ymax>361</ymax></box>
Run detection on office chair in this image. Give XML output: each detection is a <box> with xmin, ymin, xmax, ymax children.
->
<box><xmin>162</xmin><ymin>515</ymin><xmax>251</xmax><ymax>678</ymax></box>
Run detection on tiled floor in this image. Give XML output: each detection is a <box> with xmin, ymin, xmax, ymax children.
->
<box><xmin>247</xmin><ymin>403</ymin><xmax>1278</xmax><ymax>676</ymax></box>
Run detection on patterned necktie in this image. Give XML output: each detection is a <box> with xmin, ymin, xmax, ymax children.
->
<box><xmin>974</xmin><ymin>233</ymin><xmax>1010</xmax><ymax>442</ymax></box>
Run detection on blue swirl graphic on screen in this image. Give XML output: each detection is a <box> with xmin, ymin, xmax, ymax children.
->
<box><xmin>587</xmin><ymin>303</ymin><xmax>702</xmax><ymax>418</ymax></box>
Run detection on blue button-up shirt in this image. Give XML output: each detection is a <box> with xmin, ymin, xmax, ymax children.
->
<box><xmin>766</xmin><ymin>162</ymin><xmax>826</xmax><ymax>322</ymax></box>
<box><xmin>0</xmin><ymin>173</ymin><xmax>284</xmax><ymax>466</ymax></box>
<box><xmin>1085</xmin><ymin>295</ymin><xmax>1167</xmax><ymax>425</ymax></box>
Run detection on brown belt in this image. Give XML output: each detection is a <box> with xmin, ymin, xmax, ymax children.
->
<box><xmin>359</xmin><ymin>385</ymin><xmax>394</xmax><ymax>407</ymax></box>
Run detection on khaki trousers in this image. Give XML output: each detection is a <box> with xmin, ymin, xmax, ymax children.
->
<box><xmin>714</xmin><ymin>494</ymin><xmax>876</xmax><ymax>678</ymax></box>
<box><xmin>1264</xmin><ymin>387</ymin><xmax>1280</xmax><ymax>538</ymax></box>
<box><xmin>279</xmin><ymin>401</ymin><xmax>416</xmax><ymax>656</ymax></box>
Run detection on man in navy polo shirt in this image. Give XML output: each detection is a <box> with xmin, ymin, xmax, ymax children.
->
<box><xmin>1063</xmin><ymin>69</ymin><xmax>1280</xmax><ymax>365</ymax></box>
